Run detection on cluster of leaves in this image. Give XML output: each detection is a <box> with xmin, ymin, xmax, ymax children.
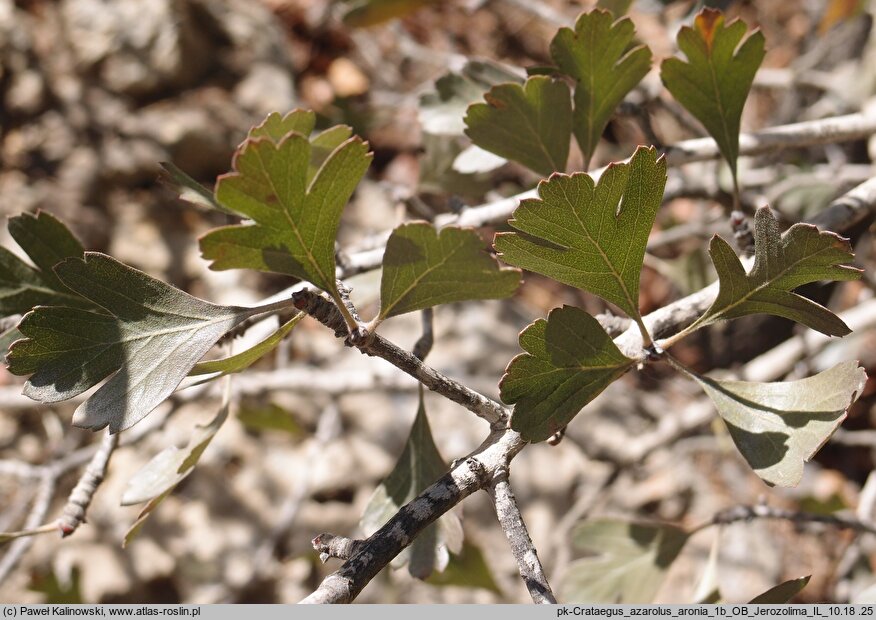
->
<box><xmin>430</xmin><ymin>6</ymin><xmax>866</xmax><ymax>489</ymax></box>
<box><xmin>0</xmin><ymin>4</ymin><xmax>869</xmax><ymax>603</ymax></box>
<box><xmin>496</xmin><ymin>145</ymin><xmax>865</xmax><ymax>488</ymax></box>
<box><xmin>0</xmin><ymin>111</ymin><xmax>520</xmax><ymax>577</ymax></box>
<box><xmin>464</xmin><ymin>6</ymin><xmax>763</xmax><ymax>195</ymax></box>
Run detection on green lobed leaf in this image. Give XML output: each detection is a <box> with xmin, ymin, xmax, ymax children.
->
<box><xmin>660</xmin><ymin>9</ymin><xmax>765</xmax><ymax>180</ymax></box>
<box><xmin>377</xmin><ymin>223</ymin><xmax>521</xmax><ymax>321</ymax></box>
<box><xmin>748</xmin><ymin>576</ymin><xmax>811</xmax><ymax>604</ymax></box>
<box><xmin>561</xmin><ymin>519</ymin><xmax>689</xmax><ymax>603</ymax></box>
<box><xmin>550</xmin><ymin>10</ymin><xmax>652</xmax><ymax>168</ymax></box>
<box><xmin>7</xmin><ymin>253</ymin><xmax>264</xmax><ymax>433</ymax></box>
<box><xmin>189</xmin><ymin>312</ymin><xmax>304</xmax><ymax>377</ymax></box>
<box><xmin>495</xmin><ymin>146</ymin><xmax>666</xmax><ymax>323</ymax></box>
<box><xmin>464</xmin><ymin>76</ymin><xmax>572</xmax><ymax>177</ymax></box>
<box><xmin>361</xmin><ymin>388</ymin><xmax>462</xmax><ymax>579</ymax></box>
<box><xmin>691</xmin><ymin>207</ymin><xmax>861</xmax><ymax>337</ymax></box>
<box><xmin>0</xmin><ymin>211</ymin><xmax>95</xmax><ymax>317</ymax></box>
<box><xmin>693</xmin><ymin>361</ymin><xmax>867</xmax><ymax>487</ymax></box>
<box><xmin>199</xmin><ymin>127</ymin><xmax>372</xmax><ymax>308</ymax></box>
<box><xmin>502</xmin><ymin>306</ymin><xmax>635</xmax><ymax>443</ymax></box>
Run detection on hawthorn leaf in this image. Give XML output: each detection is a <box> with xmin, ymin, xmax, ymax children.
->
<box><xmin>361</xmin><ymin>388</ymin><xmax>462</xmax><ymax>579</ymax></box>
<box><xmin>501</xmin><ymin>306</ymin><xmax>635</xmax><ymax>443</ymax></box>
<box><xmin>748</xmin><ymin>576</ymin><xmax>811</xmax><ymax>604</ymax></box>
<box><xmin>464</xmin><ymin>76</ymin><xmax>572</xmax><ymax>177</ymax></box>
<box><xmin>660</xmin><ymin>9</ymin><xmax>765</xmax><ymax>180</ymax></box>
<box><xmin>199</xmin><ymin>129</ymin><xmax>372</xmax><ymax>307</ymax></box>
<box><xmin>495</xmin><ymin>146</ymin><xmax>666</xmax><ymax>323</ymax></box>
<box><xmin>550</xmin><ymin>10</ymin><xmax>652</xmax><ymax>168</ymax></box>
<box><xmin>0</xmin><ymin>211</ymin><xmax>94</xmax><ymax>316</ymax></box>
<box><xmin>7</xmin><ymin>253</ymin><xmax>266</xmax><ymax>433</ymax></box>
<box><xmin>693</xmin><ymin>361</ymin><xmax>867</xmax><ymax>487</ymax></box>
<box><xmin>159</xmin><ymin>162</ymin><xmax>230</xmax><ymax>215</ymax></box>
<box><xmin>561</xmin><ymin>519</ymin><xmax>689</xmax><ymax>603</ymax></box>
<box><xmin>247</xmin><ymin>109</ymin><xmax>316</xmax><ymax>142</ymax></box>
<box><xmin>121</xmin><ymin>393</ymin><xmax>230</xmax><ymax>506</ymax></box>
<box><xmin>377</xmin><ymin>223</ymin><xmax>521</xmax><ymax>321</ymax></box>
<box><xmin>692</xmin><ymin>207</ymin><xmax>861</xmax><ymax>336</ymax></box>
<box><xmin>189</xmin><ymin>312</ymin><xmax>304</xmax><ymax>377</ymax></box>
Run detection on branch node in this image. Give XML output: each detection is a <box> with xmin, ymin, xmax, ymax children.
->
<box><xmin>348</xmin><ymin>326</ymin><xmax>372</xmax><ymax>348</ymax></box>
<box><xmin>312</xmin><ymin>533</ymin><xmax>364</xmax><ymax>562</ymax></box>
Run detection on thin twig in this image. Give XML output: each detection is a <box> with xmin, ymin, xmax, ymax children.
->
<box><xmin>693</xmin><ymin>504</ymin><xmax>876</xmax><ymax>536</ymax></box>
<box><xmin>0</xmin><ymin>470</ymin><xmax>55</xmax><ymax>584</ymax></box>
<box><xmin>0</xmin><ymin>413</ymin><xmax>157</xmax><ymax>554</ymax></box>
<box><xmin>292</xmin><ymin>290</ymin><xmax>509</xmax><ymax>428</ymax></box>
<box><xmin>664</xmin><ymin>112</ymin><xmax>876</xmax><ymax>167</ymax></box>
<box><xmin>301</xmin><ymin>428</ymin><xmax>525</xmax><ymax>604</ymax></box>
<box><xmin>56</xmin><ymin>431</ymin><xmax>118</xmax><ymax>537</ymax></box>
<box><xmin>487</xmin><ymin>468</ymin><xmax>556</xmax><ymax>604</ymax></box>
<box><xmin>0</xmin><ymin>364</ymin><xmax>473</xmax><ymax>409</ymax></box>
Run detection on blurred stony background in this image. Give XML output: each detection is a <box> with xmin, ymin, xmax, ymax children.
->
<box><xmin>1</xmin><ymin>0</ymin><xmax>876</xmax><ymax>605</ymax></box>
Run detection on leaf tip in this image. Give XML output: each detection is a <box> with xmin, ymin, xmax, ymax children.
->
<box><xmin>483</xmin><ymin>92</ymin><xmax>506</xmax><ymax>109</ymax></box>
<box><xmin>694</xmin><ymin>8</ymin><xmax>724</xmax><ymax>51</ymax></box>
